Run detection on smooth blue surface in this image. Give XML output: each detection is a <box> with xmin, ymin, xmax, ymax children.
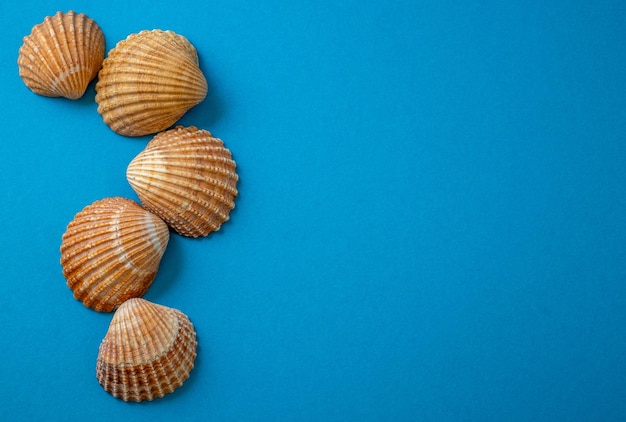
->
<box><xmin>1</xmin><ymin>1</ymin><xmax>625</xmax><ymax>420</ymax></box>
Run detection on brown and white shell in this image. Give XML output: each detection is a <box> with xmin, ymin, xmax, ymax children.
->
<box><xmin>17</xmin><ymin>11</ymin><xmax>105</xmax><ymax>100</ymax></box>
<box><xmin>60</xmin><ymin>197</ymin><xmax>170</xmax><ymax>312</ymax></box>
<box><xmin>96</xmin><ymin>298</ymin><xmax>197</xmax><ymax>402</ymax></box>
<box><xmin>95</xmin><ymin>30</ymin><xmax>208</xmax><ymax>137</ymax></box>
<box><xmin>127</xmin><ymin>126</ymin><xmax>238</xmax><ymax>238</ymax></box>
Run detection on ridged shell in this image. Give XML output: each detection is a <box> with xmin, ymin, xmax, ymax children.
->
<box><xmin>95</xmin><ymin>30</ymin><xmax>208</xmax><ymax>137</ymax></box>
<box><xmin>60</xmin><ymin>197</ymin><xmax>170</xmax><ymax>312</ymax></box>
<box><xmin>96</xmin><ymin>298</ymin><xmax>197</xmax><ymax>402</ymax></box>
<box><xmin>17</xmin><ymin>11</ymin><xmax>105</xmax><ymax>100</ymax></box>
<box><xmin>127</xmin><ymin>126</ymin><xmax>238</xmax><ymax>238</ymax></box>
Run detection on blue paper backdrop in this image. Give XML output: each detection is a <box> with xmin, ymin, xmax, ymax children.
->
<box><xmin>1</xmin><ymin>1</ymin><xmax>625</xmax><ymax>420</ymax></box>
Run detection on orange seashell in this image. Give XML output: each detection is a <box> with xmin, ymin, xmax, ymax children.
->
<box><xmin>17</xmin><ymin>11</ymin><xmax>105</xmax><ymax>100</ymax></box>
<box><xmin>95</xmin><ymin>30</ymin><xmax>208</xmax><ymax>137</ymax></box>
<box><xmin>127</xmin><ymin>126</ymin><xmax>238</xmax><ymax>237</ymax></box>
<box><xmin>60</xmin><ymin>197</ymin><xmax>169</xmax><ymax>312</ymax></box>
<box><xmin>96</xmin><ymin>298</ymin><xmax>197</xmax><ymax>402</ymax></box>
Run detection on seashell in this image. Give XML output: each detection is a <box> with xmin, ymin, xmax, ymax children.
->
<box><xmin>95</xmin><ymin>30</ymin><xmax>208</xmax><ymax>137</ymax></box>
<box><xmin>17</xmin><ymin>11</ymin><xmax>105</xmax><ymax>100</ymax></box>
<box><xmin>60</xmin><ymin>197</ymin><xmax>170</xmax><ymax>312</ymax></box>
<box><xmin>127</xmin><ymin>126</ymin><xmax>238</xmax><ymax>237</ymax></box>
<box><xmin>96</xmin><ymin>298</ymin><xmax>197</xmax><ymax>402</ymax></box>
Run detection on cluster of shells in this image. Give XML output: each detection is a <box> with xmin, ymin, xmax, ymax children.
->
<box><xmin>18</xmin><ymin>11</ymin><xmax>239</xmax><ymax>402</ymax></box>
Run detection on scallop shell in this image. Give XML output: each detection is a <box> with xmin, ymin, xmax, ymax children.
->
<box><xmin>17</xmin><ymin>11</ymin><xmax>105</xmax><ymax>100</ymax></box>
<box><xmin>127</xmin><ymin>126</ymin><xmax>238</xmax><ymax>238</ymax></box>
<box><xmin>96</xmin><ymin>298</ymin><xmax>197</xmax><ymax>402</ymax></box>
<box><xmin>60</xmin><ymin>197</ymin><xmax>170</xmax><ymax>312</ymax></box>
<box><xmin>95</xmin><ymin>30</ymin><xmax>208</xmax><ymax>137</ymax></box>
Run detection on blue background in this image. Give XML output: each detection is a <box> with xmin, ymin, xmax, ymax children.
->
<box><xmin>1</xmin><ymin>1</ymin><xmax>625</xmax><ymax>420</ymax></box>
